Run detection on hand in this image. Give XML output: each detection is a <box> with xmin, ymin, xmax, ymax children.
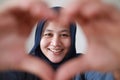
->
<box><xmin>0</xmin><ymin>0</ymin><xmax>55</xmax><ymax>80</ymax></box>
<box><xmin>56</xmin><ymin>0</ymin><xmax>120</xmax><ymax>80</ymax></box>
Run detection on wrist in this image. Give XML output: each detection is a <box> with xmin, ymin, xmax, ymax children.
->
<box><xmin>113</xmin><ymin>69</ymin><xmax>120</xmax><ymax>80</ymax></box>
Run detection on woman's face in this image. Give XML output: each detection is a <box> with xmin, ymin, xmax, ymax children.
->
<box><xmin>40</xmin><ymin>21</ymin><xmax>71</xmax><ymax>63</ymax></box>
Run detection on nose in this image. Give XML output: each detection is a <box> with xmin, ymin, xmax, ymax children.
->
<box><xmin>50</xmin><ymin>35</ymin><xmax>61</xmax><ymax>47</ymax></box>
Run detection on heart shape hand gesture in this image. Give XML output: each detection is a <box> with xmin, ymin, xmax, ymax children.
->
<box><xmin>0</xmin><ymin>0</ymin><xmax>120</xmax><ymax>80</ymax></box>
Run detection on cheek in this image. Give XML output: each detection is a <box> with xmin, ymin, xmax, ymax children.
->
<box><xmin>40</xmin><ymin>39</ymin><xmax>49</xmax><ymax>50</ymax></box>
<box><xmin>63</xmin><ymin>39</ymin><xmax>71</xmax><ymax>50</ymax></box>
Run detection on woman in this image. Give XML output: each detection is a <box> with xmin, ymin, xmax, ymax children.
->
<box><xmin>0</xmin><ymin>7</ymin><xmax>114</xmax><ymax>80</ymax></box>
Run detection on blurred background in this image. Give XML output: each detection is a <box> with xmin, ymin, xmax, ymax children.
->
<box><xmin>0</xmin><ymin>0</ymin><xmax>119</xmax><ymax>53</ymax></box>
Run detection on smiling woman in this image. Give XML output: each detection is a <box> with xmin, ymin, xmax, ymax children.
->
<box><xmin>40</xmin><ymin>21</ymin><xmax>71</xmax><ymax>63</ymax></box>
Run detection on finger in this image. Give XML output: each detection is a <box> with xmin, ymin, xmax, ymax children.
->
<box><xmin>79</xmin><ymin>1</ymin><xmax>104</xmax><ymax>19</ymax></box>
<box><xmin>59</xmin><ymin>0</ymin><xmax>104</xmax><ymax>26</ymax></box>
<box><xmin>78</xmin><ymin>0</ymin><xmax>120</xmax><ymax>22</ymax></box>
<box><xmin>28</xmin><ymin>0</ymin><xmax>56</xmax><ymax>20</ymax></box>
<box><xmin>0</xmin><ymin>0</ymin><xmax>56</xmax><ymax>20</ymax></box>
<box><xmin>14</xmin><ymin>55</ymin><xmax>55</xmax><ymax>80</ymax></box>
<box><xmin>59</xmin><ymin>0</ymin><xmax>82</xmax><ymax>25</ymax></box>
<box><xmin>106</xmin><ymin>5</ymin><xmax>120</xmax><ymax>22</ymax></box>
<box><xmin>55</xmin><ymin>55</ymin><xmax>90</xmax><ymax>80</ymax></box>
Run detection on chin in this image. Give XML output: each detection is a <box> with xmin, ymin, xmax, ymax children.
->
<box><xmin>50</xmin><ymin>59</ymin><xmax>62</xmax><ymax>63</ymax></box>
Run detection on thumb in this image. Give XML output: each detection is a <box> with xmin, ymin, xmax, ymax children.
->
<box><xmin>14</xmin><ymin>55</ymin><xmax>55</xmax><ymax>80</ymax></box>
<box><xmin>55</xmin><ymin>55</ymin><xmax>90</xmax><ymax>80</ymax></box>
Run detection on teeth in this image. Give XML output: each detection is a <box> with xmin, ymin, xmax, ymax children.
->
<box><xmin>49</xmin><ymin>48</ymin><xmax>62</xmax><ymax>53</ymax></box>
<box><xmin>51</xmin><ymin>49</ymin><xmax>61</xmax><ymax>52</ymax></box>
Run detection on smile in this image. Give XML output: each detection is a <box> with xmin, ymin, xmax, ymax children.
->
<box><xmin>48</xmin><ymin>48</ymin><xmax>63</xmax><ymax>54</ymax></box>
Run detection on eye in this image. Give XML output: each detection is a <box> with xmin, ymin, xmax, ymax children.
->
<box><xmin>60</xmin><ymin>34</ymin><xmax>70</xmax><ymax>38</ymax></box>
<box><xmin>43</xmin><ymin>33</ymin><xmax>53</xmax><ymax>37</ymax></box>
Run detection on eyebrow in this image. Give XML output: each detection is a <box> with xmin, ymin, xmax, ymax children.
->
<box><xmin>44</xmin><ymin>29</ymin><xmax>70</xmax><ymax>33</ymax></box>
<box><xmin>61</xmin><ymin>30</ymin><xmax>70</xmax><ymax>33</ymax></box>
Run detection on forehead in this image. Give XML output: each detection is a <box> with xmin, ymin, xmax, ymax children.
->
<box><xmin>43</xmin><ymin>21</ymin><xmax>70</xmax><ymax>32</ymax></box>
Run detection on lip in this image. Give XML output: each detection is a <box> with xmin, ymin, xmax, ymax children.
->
<box><xmin>48</xmin><ymin>48</ymin><xmax>63</xmax><ymax>55</ymax></box>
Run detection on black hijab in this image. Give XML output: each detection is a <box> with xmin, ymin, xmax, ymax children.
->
<box><xmin>30</xmin><ymin>7</ymin><xmax>77</xmax><ymax>70</ymax></box>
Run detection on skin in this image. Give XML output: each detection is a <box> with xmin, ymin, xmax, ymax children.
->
<box><xmin>56</xmin><ymin>0</ymin><xmax>120</xmax><ymax>80</ymax></box>
<box><xmin>0</xmin><ymin>0</ymin><xmax>56</xmax><ymax>80</ymax></box>
<box><xmin>40</xmin><ymin>21</ymin><xmax>71</xmax><ymax>63</ymax></box>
